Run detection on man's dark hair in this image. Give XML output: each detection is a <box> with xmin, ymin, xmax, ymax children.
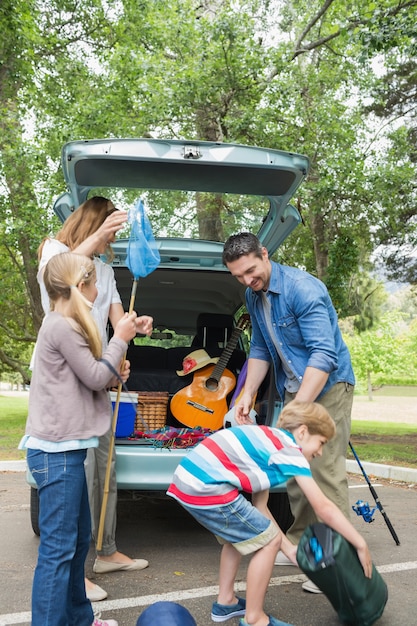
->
<box><xmin>222</xmin><ymin>232</ymin><xmax>263</xmax><ymax>265</ymax></box>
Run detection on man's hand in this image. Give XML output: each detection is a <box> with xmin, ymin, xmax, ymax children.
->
<box><xmin>235</xmin><ymin>391</ymin><xmax>256</xmax><ymax>424</ymax></box>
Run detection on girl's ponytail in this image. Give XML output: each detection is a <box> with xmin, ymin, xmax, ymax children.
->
<box><xmin>43</xmin><ymin>252</ymin><xmax>102</xmax><ymax>358</ymax></box>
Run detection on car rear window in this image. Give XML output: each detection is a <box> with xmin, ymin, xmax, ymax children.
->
<box><xmin>87</xmin><ymin>188</ymin><xmax>270</xmax><ymax>240</ymax></box>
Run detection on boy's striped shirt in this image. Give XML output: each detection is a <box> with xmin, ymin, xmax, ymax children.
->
<box><xmin>167</xmin><ymin>425</ymin><xmax>311</xmax><ymax>508</ymax></box>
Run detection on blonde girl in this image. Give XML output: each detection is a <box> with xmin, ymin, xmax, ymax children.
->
<box><xmin>22</xmin><ymin>252</ymin><xmax>137</xmax><ymax>626</ymax></box>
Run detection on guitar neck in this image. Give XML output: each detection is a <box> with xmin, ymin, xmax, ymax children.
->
<box><xmin>210</xmin><ymin>327</ymin><xmax>243</xmax><ymax>381</ymax></box>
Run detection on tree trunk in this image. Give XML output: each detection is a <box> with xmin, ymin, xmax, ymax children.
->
<box><xmin>196</xmin><ymin>193</ymin><xmax>225</xmax><ymax>241</ymax></box>
<box><xmin>195</xmin><ymin>106</ymin><xmax>226</xmax><ymax>240</ymax></box>
<box><xmin>310</xmin><ymin>209</ymin><xmax>328</xmax><ymax>282</ymax></box>
<box><xmin>0</xmin><ymin>105</ymin><xmax>44</xmax><ymax>334</ymax></box>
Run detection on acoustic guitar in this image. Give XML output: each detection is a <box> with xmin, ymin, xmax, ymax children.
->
<box><xmin>170</xmin><ymin>315</ymin><xmax>250</xmax><ymax>430</ymax></box>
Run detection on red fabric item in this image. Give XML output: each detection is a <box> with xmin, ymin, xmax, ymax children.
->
<box><xmin>130</xmin><ymin>426</ymin><xmax>213</xmax><ymax>448</ymax></box>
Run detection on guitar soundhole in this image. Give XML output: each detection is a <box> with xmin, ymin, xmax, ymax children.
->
<box><xmin>205</xmin><ymin>377</ymin><xmax>219</xmax><ymax>392</ymax></box>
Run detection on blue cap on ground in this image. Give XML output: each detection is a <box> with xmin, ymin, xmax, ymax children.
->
<box><xmin>136</xmin><ymin>601</ymin><xmax>197</xmax><ymax>625</ymax></box>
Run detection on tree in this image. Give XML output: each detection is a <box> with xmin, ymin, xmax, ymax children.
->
<box><xmin>0</xmin><ymin>0</ymin><xmax>116</xmax><ymax>380</ymax></box>
<box><xmin>360</xmin><ymin>4</ymin><xmax>417</xmax><ymax>283</ymax></box>
<box><xmin>2</xmin><ymin>0</ymin><xmax>417</xmax><ymax>380</ymax></box>
<box><xmin>344</xmin><ymin>314</ymin><xmax>405</xmax><ymax>399</ymax></box>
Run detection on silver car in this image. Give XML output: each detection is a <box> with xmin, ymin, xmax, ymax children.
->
<box><xmin>29</xmin><ymin>137</ymin><xmax>309</xmax><ymax>534</ymax></box>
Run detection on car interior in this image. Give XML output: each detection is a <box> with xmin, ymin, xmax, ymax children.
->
<box><xmin>124</xmin><ymin>313</ymin><xmax>247</xmax><ymax>429</ymax></box>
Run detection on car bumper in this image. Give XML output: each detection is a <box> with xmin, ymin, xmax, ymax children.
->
<box><xmin>24</xmin><ymin>444</ymin><xmax>190</xmax><ymax>492</ymax></box>
<box><xmin>26</xmin><ymin>443</ymin><xmax>286</xmax><ymax>493</ymax></box>
<box><xmin>114</xmin><ymin>443</ymin><xmax>190</xmax><ymax>490</ymax></box>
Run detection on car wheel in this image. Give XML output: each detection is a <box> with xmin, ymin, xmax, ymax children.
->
<box><xmin>30</xmin><ymin>487</ymin><xmax>40</xmax><ymax>536</ymax></box>
<box><xmin>268</xmin><ymin>492</ymin><xmax>294</xmax><ymax>533</ymax></box>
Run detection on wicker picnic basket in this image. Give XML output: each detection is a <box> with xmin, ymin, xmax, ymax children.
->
<box><xmin>135</xmin><ymin>391</ymin><xmax>169</xmax><ymax>431</ymax></box>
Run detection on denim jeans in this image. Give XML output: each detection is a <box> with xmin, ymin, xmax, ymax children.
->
<box><xmin>182</xmin><ymin>493</ymin><xmax>278</xmax><ymax>555</ymax></box>
<box><xmin>27</xmin><ymin>449</ymin><xmax>94</xmax><ymax>626</ymax></box>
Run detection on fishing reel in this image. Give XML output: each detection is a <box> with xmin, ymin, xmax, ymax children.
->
<box><xmin>352</xmin><ymin>500</ymin><xmax>377</xmax><ymax>523</ymax></box>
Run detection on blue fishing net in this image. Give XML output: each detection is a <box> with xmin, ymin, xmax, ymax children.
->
<box><xmin>126</xmin><ymin>198</ymin><xmax>160</xmax><ymax>279</ymax></box>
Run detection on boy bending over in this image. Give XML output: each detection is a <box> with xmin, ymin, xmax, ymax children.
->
<box><xmin>167</xmin><ymin>400</ymin><xmax>372</xmax><ymax>626</ymax></box>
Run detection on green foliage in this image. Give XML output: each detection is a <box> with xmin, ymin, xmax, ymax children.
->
<box><xmin>350</xmin><ymin>274</ymin><xmax>388</xmax><ymax>332</ymax></box>
<box><xmin>357</xmin><ymin>2</ymin><xmax>417</xmax><ymax>57</ymax></box>
<box><xmin>344</xmin><ymin>313</ymin><xmax>417</xmax><ymax>392</ymax></box>
<box><xmin>371</xmin><ymin>374</ymin><xmax>417</xmax><ymax>387</ymax></box>
<box><xmin>326</xmin><ymin>232</ymin><xmax>360</xmax><ymax>317</ymax></box>
<box><xmin>0</xmin><ymin>395</ymin><xmax>28</xmax><ymax>460</ymax></box>
<box><xmin>370</xmin><ymin>129</ymin><xmax>417</xmax><ymax>283</ymax></box>
<box><xmin>2</xmin><ymin>0</ymin><xmax>417</xmax><ymax>378</ymax></box>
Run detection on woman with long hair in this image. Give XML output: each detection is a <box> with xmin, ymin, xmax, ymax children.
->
<box><xmin>37</xmin><ymin>197</ymin><xmax>152</xmax><ymax>600</ymax></box>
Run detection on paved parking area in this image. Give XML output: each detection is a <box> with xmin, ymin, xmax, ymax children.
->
<box><xmin>1</xmin><ymin>469</ymin><xmax>416</xmax><ymax>626</ymax></box>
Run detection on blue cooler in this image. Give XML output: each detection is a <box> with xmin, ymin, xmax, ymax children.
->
<box><xmin>110</xmin><ymin>391</ymin><xmax>138</xmax><ymax>438</ymax></box>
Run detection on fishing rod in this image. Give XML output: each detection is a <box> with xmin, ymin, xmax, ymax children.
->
<box><xmin>349</xmin><ymin>441</ymin><xmax>400</xmax><ymax>546</ymax></box>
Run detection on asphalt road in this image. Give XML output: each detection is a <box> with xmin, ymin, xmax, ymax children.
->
<box><xmin>0</xmin><ymin>470</ymin><xmax>416</xmax><ymax>626</ymax></box>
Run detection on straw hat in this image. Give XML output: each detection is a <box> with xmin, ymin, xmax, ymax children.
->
<box><xmin>176</xmin><ymin>349</ymin><xmax>219</xmax><ymax>376</ymax></box>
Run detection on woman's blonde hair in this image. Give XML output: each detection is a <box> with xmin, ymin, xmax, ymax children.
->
<box><xmin>38</xmin><ymin>196</ymin><xmax>117</xmax><ymax>262</ymax></box>
<box><xmin>277</xmin><ymin>400</ymin><xmax>336</xmax><ymax>440</ymax></box>
<box><xmin>43</xmin><ymin>252</ymin><xmax>102</xmax><ymax>359</ymax></box>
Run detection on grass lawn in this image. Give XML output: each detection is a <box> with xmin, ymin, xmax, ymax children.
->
<box><xmin>0</xmin><ymin>395</ymin><xmax>28</xmax><ymax>460</ymax></box>
<box><xmin>349</xmin><ymin>420</ymin><xmax>417</xmax><ymax>469</ymax></box>
<box><xmin>1</xmin><ymin>394</ymin><xmax>417</xmax><ymax>468</ymax></box>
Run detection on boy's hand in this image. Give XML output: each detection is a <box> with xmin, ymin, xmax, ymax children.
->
<box><xmin>357</xmin><ymin>544</ymin><xmax>373</xmax><ymax>578</ymax></box>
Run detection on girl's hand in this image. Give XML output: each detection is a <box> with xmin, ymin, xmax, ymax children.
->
<box><xmin>119</xmin><ymin>359</ymin><xmax>131</xmax><ymax>383</ymax></box>
<box><xmin>135</xmin><ymin>315</ymin><xmax>153</xmax><ymax>337</ymax></box>
<box><xmin>114</xmin><ymin>312</ymin><xmax>138</xmax><ymax>343</ymax></box>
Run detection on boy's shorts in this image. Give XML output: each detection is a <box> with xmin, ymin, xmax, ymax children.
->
<box><xmin>183</xmin><ymin>493</ymin><xmax>279</xmax><ymax>555</ymax></box>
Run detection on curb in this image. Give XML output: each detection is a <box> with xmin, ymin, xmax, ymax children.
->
<box><xmin>346</xmin><ymin>459</ymin><xmax>417</xmax><ymax>484</ymax></box>
<box><xmin>1</xmin><ymin>459</ymin><xmax>417</xmax><ymax>484</ymax></box>
<box><xmin>0</xmin><ymin>460</ymin><xmax>26</xmax><ymax>472</ymax></box>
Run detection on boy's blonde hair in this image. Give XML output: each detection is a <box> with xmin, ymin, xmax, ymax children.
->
<box><xmin>277</xmin><ymin>400</ymin><xmax>336</xmax><ymax>440</ymax></box>
<box><xmin>43</xmin><ymin>252</ymin><xmax>102</xmax><ymax>359</ymax></box>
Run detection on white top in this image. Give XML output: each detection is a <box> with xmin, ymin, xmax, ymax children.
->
<box><xmin>38</xmin><ymin>238</ymin><xmax>122</xmax><ymax>350</ymax></box>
